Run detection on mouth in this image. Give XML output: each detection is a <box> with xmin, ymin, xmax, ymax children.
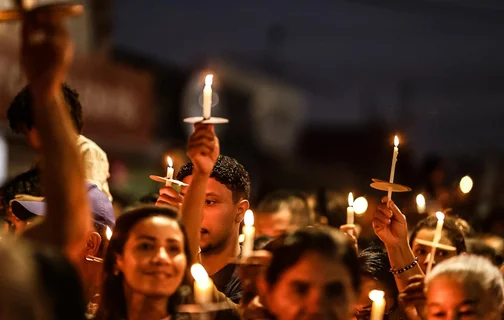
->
<box><xmin>143</xmin><ymin>271</ymin><xmax>173</xmax><ymax>278</ymax></box>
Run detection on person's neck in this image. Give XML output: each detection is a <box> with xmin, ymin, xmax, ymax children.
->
<box><xmin>201</xmin><ymin>232</ymin><xmax>240</xmax><ymax>276</ymax></box>
<box><xmin>124</xmin><ymin>287</ymin><xmax>169</xmax><ymax>320</ymax></box>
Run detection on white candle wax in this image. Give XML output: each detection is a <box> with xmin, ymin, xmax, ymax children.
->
<box><xmin>166</xmin><ymin>156</ymin><xmax>174</xmax><ymax>187</ymax></box>
<box><xmin>369</xmin><ymin>290</ymin><xmax>386</xmax><ymax>320</ymax></box>
<box><xmin>242</xmin><ymin>210</ymin><xmax>255</xmax><ymax>258</ymax></box>
<box><xmin>387</xmin><ymin>136</ymin><xmax>399</xmax><ymax>201</ymax></box>
<box><xmin>191</xmin><ymin>264</ymin><xmax>214</xmax><ymax>304</ymax></box>
<box><xmin>426</xmin><ymin>212</ymin><xmax>445</xmax><ymax>274</ymax></box>
<box><xmin>203</xmin><ymin>74</ymin><xmax>213</xmax><ymax>119</ymax></box>
<box><xmin>346</xmin><ymin>192</ymin><xmax>354</xmax><ymax>236</ymax></box>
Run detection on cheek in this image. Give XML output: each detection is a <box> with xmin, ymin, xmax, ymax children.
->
<box><xmin>267</xmin><ymin>285</ymin><xmax>301</xmax><ymax>319</ymax></box>
<box><xmin>204</xmin><ymin>205</ymin><xmax>236</xmax><ymax>227</ymax></box>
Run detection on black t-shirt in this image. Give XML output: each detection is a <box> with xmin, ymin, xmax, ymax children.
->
<box><xmin>210</xmin><ymin>261</ymin><xmax>242</xmax><ymax>304</ymax></box>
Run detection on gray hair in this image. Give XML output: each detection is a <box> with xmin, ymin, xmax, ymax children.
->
<box><xmin>425</xmin><ymin>255</ymin><xmax>504</xmax><ymax>311</ymax></box>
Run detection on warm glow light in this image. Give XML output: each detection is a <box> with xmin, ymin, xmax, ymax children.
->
<box><xmin>238</xmin><ymin>234</ymin><xmax>245</xmax><ymax>243</ymax></box>
<box><xmin>459</xmin><ymin>175</ymin><xmax>473</xmax><ymax>194</ymax></box>
<box><xmin>435</xmin><ymin>211</ymin><xmax>445</xmax><ymax>221</ymax></box>
<box><xmin>244</xmin><ymin>210</ymin><xmax>254</xmax><ymax>226</ymax></box>
<box><xmin>369</xmin><ymin>290</ymin><xmax>385</xmax><ymax>302</ymax></box>
<box><xmin>167</xmin><ymin>156</ymin><xmax>173</xmax><ymax>167</ymax></box>
<box><xmin>106</xmin><ymin>226</ymin><xmax>113</xmax><ymax>240</ymax></box>
<box><xmin>191</xmin><ymin>264</ymin><xmax>211</xmax><ymax>284</ymax></box>
<box><xmin>205</xmin><ymin>74</ymin><xmax>213</xmax><ymax>86</ymax></box>
<box><xmin>354</xmin><ymin>197</ymin><xmax>368</xmax><ymax>215</ymax></box>
<box><xmin>394</xmin><ymin>135</ymin><xmax>399</xmax><ymax>147</ymax></box>
<box><xmin>348</xmin><ymin>192</ymin><xmax>354</xmax><ymax>207</ymax></box>
<box><xmin>416</xmin><ymin>194</ymin><xmax>426</xmax><ymax>207</ymax></box>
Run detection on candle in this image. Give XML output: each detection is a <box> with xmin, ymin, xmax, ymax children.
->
<box><xmin>191</xmin><ymin>264</ymin><xmax>214</xmax><ymax>304</ymax></box>
<box><xmin>416</xmin><ymin>194</ymin><xmax>426</xmax><ymax>214</ymax></box>
<box><xmin>387</xmin><ymin>135</ymin><xmax>399</xmax><ymax>201</ymax></box>
<box><xmin>242</xmin><ymin>210</ymin><xmax>255</xmax><ymax>258</ymax></box>
<box><xmin>203</xmin><ymin>74</ymin><xmax>213</xmax><ymax>119</ymax></box>
<box><xmin>426</xmin><ymin>211</ymin><xmax>445</xmax><ymax>274</ymax></box>
<box><xmin>106</xmin><ymin>226</ymin><xmax>113</xmax><ymax>240</ymax></box>
<box><xmin>347</xmin><ymin>192</ymin><xmax>354</xmax><ymax>236</ymax></box>
<box><xmin>459</xmin><ymin>175</ymin><xmax>473</xmax><ymax>194</ymax></box>
<box><xmin>166</xmin><ymin>156</ymin><xmax>174</xmax><ymax>187</ymax></box>
<box><xmin>369</xmin><ymin>290</ymin><xmax>386</xmax><ymax>320</ymax></box>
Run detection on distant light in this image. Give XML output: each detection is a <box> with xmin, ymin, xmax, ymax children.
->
<box><xmin>416</xmin><ymin>194</ymin><xmax>426</xmax><ymax>214</ymax></box>
<box><xmin>354</xmin><ymin>197</ymin><xmax>368</xmax><ymax>215</ymax></box>
<box><xmin>106</xmin><ymin>226</ymin><xmax>113</xmax><ymax>240</ymax></box>
<box><xmin>459</xmin><ymin>176</ymin><xmax>473</xmax><ymax>194</ymax></box>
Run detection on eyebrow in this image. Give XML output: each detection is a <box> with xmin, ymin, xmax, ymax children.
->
<box><xmin>135</xmin><ymin>235</ymin><xmax>181</xmax><ymax>243</ymax></box>
<box><xmin>205</xmin><ymin>192</ymin><xmax>219</xmax><ymax>197</ymax></box>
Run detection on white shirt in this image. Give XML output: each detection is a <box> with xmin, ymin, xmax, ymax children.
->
<box><xmin>77</xmin><ymin>135</ymin><xmax>112</xmax><ymax>201</ymax></box>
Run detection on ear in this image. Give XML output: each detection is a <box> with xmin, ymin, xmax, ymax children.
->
<box><xmin>235</xmin><ymin>199</ymin><xmax>250</xmax><ymax>223</ymax></box>
<box><xmin>86</xmin><ymin>232</ymin><xmax>102</xmax><ymax>257</ymax></box>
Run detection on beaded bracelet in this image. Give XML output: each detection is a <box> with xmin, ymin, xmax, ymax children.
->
<box><xmin>389</xmin><ymin>256</ymin><xmax>419</xmax><ymax>275</ymax></box>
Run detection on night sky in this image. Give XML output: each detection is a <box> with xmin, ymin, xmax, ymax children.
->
<box><xmin>114</xmin><ymin>1</ymin><xmax>504</xmax><ymax>157</ymax></box>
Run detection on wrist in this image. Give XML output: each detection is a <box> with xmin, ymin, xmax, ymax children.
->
<box><xmin>191</xmin><ymin>170</ymin><xmax>211</xmax><ymax>179</ymax></box>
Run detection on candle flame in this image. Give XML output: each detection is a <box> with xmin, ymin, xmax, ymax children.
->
<box><xmin>369</xmin><ymin>289</ymin><xmax>385</xmax><ymax>302</ymax></box>
<box><xmin>416</xmin><ymin>194</ymin><xmax>426</xmax><ymax>207</ymax></box>
<box><xmin>244</xmin><ymin>210</ymin><xmax>254</xmax><ymax>226</ymax></box>
<box><xmin>191</xmin><ymin>264</ymin><xmax>210</xmax><ymax>284</ymax></box>
<box><xmin>348</xmin><ymin>192</ymin><xmax>354</xmax><ymax>207</ymax></box>
<box><xmin>354</xmin><ymin>196</ymin><xmax>368</xmax><ymax>215</ymax></box>
<box><xmin>167</xmin><ymin>156</ymin><xmax>173</xmax><ymax>167</ymax></box>
<box><xmin>459</xmin><ymin>175</ymin><xmax>473</xmax><ymax>194</ymax></box>
<box><xmin>394</xmin><ymin>135</ymin><xmax>399</xmax><ymax>147</ymax></box>
<box><xmin>205</xmin><ymin>74</ymin><xmax>213</xmax><ymax>86</ymax></box>
<box><xmin>106</xmin><ymin>226</ymin><xmax>113</xmax><ymax>240</ymax></box>
<box><xmin>435</xmin><ymin>211</ymin><xmax>445</xmax><ymax>221</ymax></box>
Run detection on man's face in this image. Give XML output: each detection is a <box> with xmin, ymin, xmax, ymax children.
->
<box><xmin>256</xmin><ymin>207</ymin><xmax>292</xmax><ymax>238</ymax></box>
<box><xmin>181</xmin><ymin>176</ymin><xmax>242</xmax><ymax>253</ymax></box>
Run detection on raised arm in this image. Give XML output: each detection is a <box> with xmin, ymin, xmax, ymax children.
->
<box><xmin>20</xmin><ymin>9</ymin><xmax>91</xmax><ymax>264</ymax></box>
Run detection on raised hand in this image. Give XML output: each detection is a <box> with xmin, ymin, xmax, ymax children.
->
<box><xmin>372</xmin><ymin>197</ymin><xmax>408</xmax><ymax>246</ymax></box>
<box><xmin>187</xmin><ymin>123</ymin><xmax>219</xmax><ymax>176</ymax></box>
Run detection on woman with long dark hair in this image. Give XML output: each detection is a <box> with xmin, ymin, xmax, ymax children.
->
<box><xmin>96</xmin><ymin>205</ymin><xmax>192</xmax><ymax>320</ymax></box>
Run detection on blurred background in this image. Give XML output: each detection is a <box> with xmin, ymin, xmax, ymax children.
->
<box><xmin>1</xmin><ymin>0</ymin><xmax>504</xmax><ymax>233</ymax></box>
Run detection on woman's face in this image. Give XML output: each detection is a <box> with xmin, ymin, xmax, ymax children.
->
<box><xmin>116</xmin><ymin>216</ymin><xmax>187</xmax><ymax>297</ymax></box>
<box><xmin>412</xmin><ymin>228</ymin><xmax>458</xmax><ymax>274</ymax></box>
<box><xmin>263</xmin><ymin>252</ymin><xmax>356</xmax><ymax>320</ymax></box>
<box><xmin>426</xmin><ymin>275</ymin><xmax>499</xmax><ymax>320</ymax></box>
<box><xmin>353</xmin><ymin>276</ymin><xmax>395</xmax><ymax>320</ymax></box>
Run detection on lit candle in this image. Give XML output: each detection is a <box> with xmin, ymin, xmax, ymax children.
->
<box><xmin>242</xmin><ymin>210</ymin><xmax>255</xmax><ymax>258</ymax></box>
<box><xmin>388</xmin><ymin>135</ymin><xmax>399</xmax><ymax>201</ymax></box>
<box><xmin>416</xmin><ymin>194</ymin><xmax>426</xmax><ymax>214</ymax></box>
<box><xmin>426</xmin><ymin>211</ymin><xmax>445</xmax><ymax>274</ymax></box>
<box><xmin>459</xmin><ymin>175</ymin><xmax>473</xmax><ymax>194</ymax></box>
<box><xmin>369</xmin><ymin>290</ymin><xmax>386</xmax><ymax>320</ymax></box>
<box><xmin>203</xmin><ymin>74</ymin><xmax>213</xmax><ymax>120</ymax></box>
<box><xmin>347</xmin><ymin>192</ymin><xmax>354</xmax><ymax>236</ymax></box>
<box><xmin>106</xmin><ymin>226</ymin><xmax>113</xmax><ymax>240</ymax></box>
<box><xmin>191</xmin><ymin>264</ymin><xmax>214</xmax><ymax>304</ymax></box>
<box><xmin>166</xmin><ymin>156</ymin><xmax>174</xmax><ymax>187</ymax></box>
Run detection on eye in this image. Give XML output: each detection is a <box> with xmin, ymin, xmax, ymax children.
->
<box><xmin>437</xmin><ymin>250</ymin><xmax>448</xmax><ymax>257</ymax></box>
<box><xmin>138</xmin><ymin>242</ymin><xmax>155</xmax><ymax>251</ymax></box>
<box><xmin>414</xmin><ymin>248</ymin><xmax>427</xmax><ymax>255</ymax></box>
<box><xmin>326</xmin><ymin>282</ymin><xmax>344</xmax><ymax>297</ymax></box>
<box><xmin>205</xmin><ymin>200</ymin><xmax>216</xmax><ymax>205</ymax></box>
<box><xmin>292</xmin><ymin>282</ymin><xmax>309</xmax><ymax>296</ymax></box>
<box><xmin>167</xmin><ymin>244</ymin><xmax>181</xmax><ymax>254</ymax></box>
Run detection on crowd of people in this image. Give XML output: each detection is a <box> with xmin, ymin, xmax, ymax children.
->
<box><xmin>1</xmin><ymin>6</ymin><xmax>504</xmax><ymax>320</ymax></box>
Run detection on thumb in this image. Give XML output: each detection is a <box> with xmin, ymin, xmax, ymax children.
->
<box><xmin>388</xmin><ymin>200</ymin><xmax>406</xmax><ymax>223</ymax></box>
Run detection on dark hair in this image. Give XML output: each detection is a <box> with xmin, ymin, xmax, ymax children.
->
<box><xmin>253</xmin><ymin>235</ymin><xmax>274</xmax><ymax>250</ymax></box>
<box><xmin>466</xmin><ymin>238</ymin><xmax>504</xmax><ymax>266</ymax></box>
<box><xmin>137</xmin><ymin>193</ymin><xmax>160</xmax><ymax>205</ymax></box>
<box><xmin>0</xmin><ymin>168</ymin><xmax>42</xmax><ymax>214</ymax></box>
<box><xmin>264</xmin><ymin>227</ymin><xmax>361</xmax><ymax>293</ymax></box>
<box><xmin>96</xmin><ymin>205</ymin><xmax>193</xmax><ymax>320</ymax></box>
<box><xmin>359</xmin><ymin>246</ymin><xmax>398</xmax><ymax>301</ymax></box>
<box><xmin>177</xmin><ymin>155</ymin><xmax>250</xmax><ymax>202</ymax></box>
<box><xmin>409</xmin><ymin>215</ymin><xmax>467</xmax><ymax>254</ymax></box>
<box><xmin>257</xmin><ymin>190</ymin><xmax>313</xmax><ymax>228</ymax></box>
<box><xmin>7</xmin><ymin>84</ymin><xmax>83</xmax><ymax>134</ymax></box>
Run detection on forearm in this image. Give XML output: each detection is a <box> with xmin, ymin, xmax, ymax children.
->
<box><xmin>386</xmin><ymin>240</ymin><xmax>424</xmax><ymax>291</ymax></box>
<box><xmin>30</xmin><ymin>85</ymin><xmax>91</xmax><ymax>258</ymax></box>
<box><xmin>180</xmin><ymin>172</ymin><xmax>209</xmax><ymax>259</ymax></box>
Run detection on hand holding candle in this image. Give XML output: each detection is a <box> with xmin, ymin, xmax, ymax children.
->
<box><xmin>203</xmin><ymin>74</ymin><xmax>213</xmax><ymax>120</ymax></box>
<box><xmin>426</xmin><ymin>211</ymin><xmax>445</xmax><ymax>274</ymax></box>
<box><xmin>191</xmin><ymin>264</ymin><xmax>214</xmax><ymax>304</ymax></box>
<box><xmin>242</xmin><ymin>210</ymin><xmax>255</xmax><ymax>258</ymax></box>
<box><xmin>369</xmin><ymin>290</ymin><xmax>386</xmax><ymax>320</ymax></box>
<box><xmin>388</xmin><ymin>135</ymin><xmax>399</xmax><ymax>201</ymax></box>
<box><xmin>346</xmin><ymin>192</ymin><xmax>355</xmax><ymax>236</ymax></box>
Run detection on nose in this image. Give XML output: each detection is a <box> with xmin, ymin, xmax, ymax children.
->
<box><xmin>305</xmin><ymin>289</ymin><xmax>325</xmax><ymax>315</ymax></box>
<box><xmin>152</xmin><ymin>247</ymin><xmax>170</xmax><ymax>265</ymax></box>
